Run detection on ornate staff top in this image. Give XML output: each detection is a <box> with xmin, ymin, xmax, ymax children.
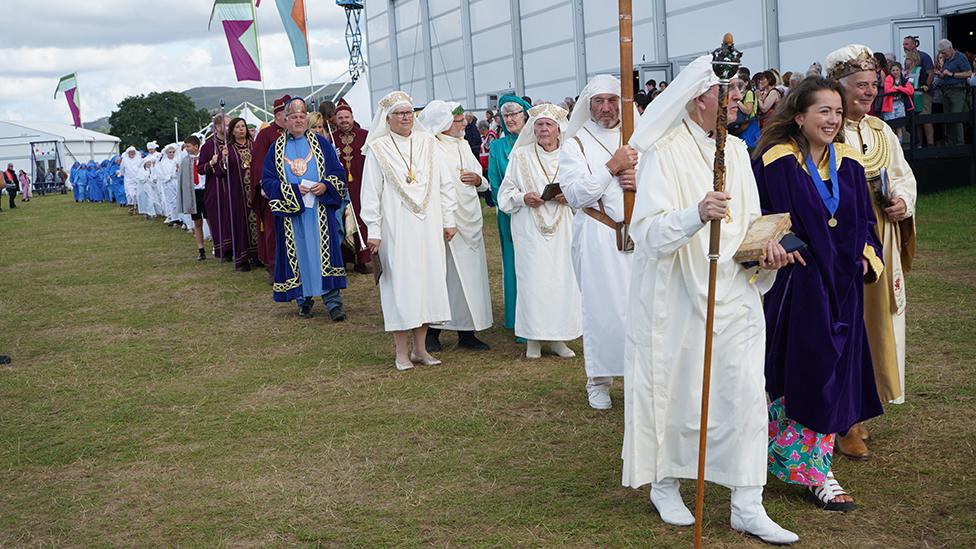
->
<box><xmin>711</xmin><ymin>33</ymin><xmax>743</xmax><ymax>83</ymax></box>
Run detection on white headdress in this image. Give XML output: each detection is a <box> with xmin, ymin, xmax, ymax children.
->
<box><xmin>824</xmin><ymin>44</ymin><xmax>877</xmax><ymax>80</ymax></box>
<box><xmin>629</xmin><ymin>54</ymin><xmax>718</xmax><ymax>153</ymax></box>
<box><xmin>417</xmin><ymin>100</ymin><xmax>462</xmax><ymax>135</ymax></box>
<box><xmin>512</xmin><ymin>103</ymin><xmax>569</xmax><ymax>150</ymax></box>
<box><xmin>363</xmin><ymin>91</ymin><xmax>419</xmax><ymax>154</ymax></box>
<box><xmin>146</xmin><ymin>141</ymin><xmax>158</xmax><ymax>150</ymax></box>
<box><xmin>125</xmin><ymin>146</ymin><xmax>137</xmax><ymax>155</ymax></box>
<box><xmin>564</xmin><ymin>74</ymin><xmax>621</xmax><ymax>139</ymax></box>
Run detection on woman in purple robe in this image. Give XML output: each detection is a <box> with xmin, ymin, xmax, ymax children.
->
<box><xmin>751</xmin><ymin>78</ymin><xmax>884</xmax><ymax>512</ymax></box>
<box><xmin>226</xmin><ymin>117</ymin><xmax>259</xmax><ymax>271</ymax></box>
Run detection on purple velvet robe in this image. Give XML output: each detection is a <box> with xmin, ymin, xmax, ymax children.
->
<box><xmin>198</xmin><ymin>137</ymin><xmax>232</xmax><ymax>260</ymax></box>
<box><xmin>752</xmin><ymin>142</ymin><xmax>884</xmax><ymax>435</ymax></box>
<box><xmin>227</xmin><ymin>140</ymin><xmax>258</xmax><ymax>266</ymax></box>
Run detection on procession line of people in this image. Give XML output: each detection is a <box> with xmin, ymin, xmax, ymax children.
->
<box><xmin>62</xmin><ymin>40</ymin><xmax>919</xmax><ymax>546</ymax></box>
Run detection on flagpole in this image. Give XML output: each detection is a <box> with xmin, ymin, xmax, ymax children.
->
<box><xmin>250</xmin><ymin>0</ymin><xmax>270</xmax><ymax>119</ymax></box>
<box><xmin>305</xmin><ymin>2</ymin><xmax>315</xmax><ymax>100</ymax></box>
<box><xmin>76</xmin><ymin>73</ymin><xmax>83</xmax><ymax>128</ymax></box>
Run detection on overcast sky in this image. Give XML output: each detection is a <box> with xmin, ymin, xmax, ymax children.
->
<box><xmin>0</xmin><ymin>0</ymin><xmax>355</xmax><ymax>124</ymax></box>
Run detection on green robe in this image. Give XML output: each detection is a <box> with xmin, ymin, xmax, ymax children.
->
<box><xmin>487</xmin><ymin>94</ymin><xmax>531</xmax><ymax>331</ymax></box>
<box><xmin>488</xmin><ymin>133</ymin><xmax>518</xmax><ymax>329</ymax></box>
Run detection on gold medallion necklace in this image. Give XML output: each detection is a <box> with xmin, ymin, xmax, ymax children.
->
<box><xmin>284</xmin><ymin>137</ymin><xmax>313</xmax><ymax>177</ymax></box>
<box><xmin>390</xmin><ymin>135</ymin><xmax>416</xmax><ymax>184</ymax></box>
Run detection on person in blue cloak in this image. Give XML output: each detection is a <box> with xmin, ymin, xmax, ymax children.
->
<box><xmin>487</xmin><ymin>95</ymin><xmax>532</xmax><ymax>334</ymax></box>
<box><xmin>110</xmin><ymin>156</ymin><xmax>126</xmax><ymax>205</ymax></box>
<box><xmin>88</xmin><ymin>160</ymin><xmax>104</xmax><ymax>203</ymax></box>
<box><xmin>261</xmin><ymin>97</ymin><xmax>349</xmax><ymax>321</ymax></box>
<box><xmin>69</xmin><ymin>161</ymin><xmax>81</xmax><ymax>201</ymax></box>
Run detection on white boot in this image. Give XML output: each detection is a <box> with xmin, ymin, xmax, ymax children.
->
<box><xmin>526</xmin><ymin>339</ymin><xmax>542</xmax><ymax>359</ymax></box>
<box><xmin>650</xmin><ymin>478</ymin><xmax>695</xmax><ymax>526</ymax></box>
<box><xmin>730</xmin><ymin>486</ymin><xmax>798</xmax><ymax>545</ymax></box>
<box><xmin>547</xmin><ymin>341</ymin><xmax>576</xmax><ymax>358</ymax></box>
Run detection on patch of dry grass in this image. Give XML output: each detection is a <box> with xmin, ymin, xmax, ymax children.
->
<box><xmin>1</xmin><ymin>189</ymin><xmax>974</xmax><ymax>547</ymax></box>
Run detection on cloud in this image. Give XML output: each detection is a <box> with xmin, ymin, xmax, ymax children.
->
<box><xmin>0</xmin><ymin>0</ymin><xmax>359</xmax><ymax>124</ymax></box>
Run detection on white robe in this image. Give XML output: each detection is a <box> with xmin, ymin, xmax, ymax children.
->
<box><xmin>621</xmin><ymin>119</ymin><xmax>776</xmax><ymax>489</ymax></box>
<box><xmin>136</xmin><ymin>164</ymin><xmax>159</xmax><ymax>217</ymax></box>
<box><xmin>498</xmin><ymin>144</ymin><xmax>582</xmax><ymax>341</ymax></box>
<box><xmin>360</xmin><ymin>131</ymin><xmax>457</xmax><ymax>332</ymax></box>
<box><xmin>120</xmin><ymin>155</ymin><xmax>143</xmax><ymax>205</ymax></box>
<box><xmin>558</xmin><ymin>119</ymin><xmax>632</xmax><ymax>377</ymax></box>
<box><xmin>154</xmin><ymin>156</ymin><xmax>180</xmax><ymax>222</ymax></box>
<box><xmin>432</xmin><ymin>134</ymin><xmax>493</xmax><ymax>331</ymax></box>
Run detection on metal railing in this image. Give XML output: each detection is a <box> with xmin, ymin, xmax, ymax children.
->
<box><xmin>886</xmin><ymin>87</ymin><xmax>976</xmax><ymax>188</ymax></box>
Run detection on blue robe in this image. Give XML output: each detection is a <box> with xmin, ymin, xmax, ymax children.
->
<box><xmin>70</xmin><ymin>162</ymin><xmax>81</xmax><ymax>201</ymax></box>
<box><xmin>110</xmin><ymin>157</ymin><xmax>126</xmax><ymax>204</ymax></box>
<box><xmin>487</xmin><ymin>94</ymin><xmax>532</xmax><ymax>330</ymax></box>
<box><xmin>261</xmin><ymin>131</ymin><xmax>348</xmax><ymax>303</ymax></box>
<box><xmin>88</xmin><ymin>160</ymin><xmax>104</xmax><ymax>202</ymax></box>
<box><xmin>753</xmin><ymin>142</ymin><xmax>885</xmax><ymax>435</ymax></box>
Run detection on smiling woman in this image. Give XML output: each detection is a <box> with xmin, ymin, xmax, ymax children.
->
<box><xmin>751</xmin><ymin>76</ymin><xmax>885</xmax><ymax>514</ymax></box>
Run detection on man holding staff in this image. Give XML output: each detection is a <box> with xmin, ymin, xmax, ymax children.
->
<box><xmin>558</xmin><ymin>74</ymin><xmax>637</xmax><ymax>410</ymax></box>
<box><xmin>621</xmin><ymin>54</ymin><xmax>798</xmax><ymax>545</ymax></box>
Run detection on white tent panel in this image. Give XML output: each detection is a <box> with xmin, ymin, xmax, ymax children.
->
<box><xmin>0</xmin><ymin>120</ymin><xmax>120</xmax><ymax>177</ymax></box>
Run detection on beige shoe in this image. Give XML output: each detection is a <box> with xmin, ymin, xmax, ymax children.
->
<box><xmin>547</xmin><ymin>341</ymin><xmax>576</xmax><ymax>358</ymax></box>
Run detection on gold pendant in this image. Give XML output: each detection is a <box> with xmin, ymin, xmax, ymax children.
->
<box><xmin>828</xmin><ymin>217</ymin><xmax>838</xmax><ymax>228</ymax></box>
<box><xmin>406</xmin><ymin>170</ymin><xmax>416</xmax><ymax>185</ymax></box>
<box><xmin>288</xmin><ymin>158</ymin><xmax>308</xmax><ymax>177</ymax></box>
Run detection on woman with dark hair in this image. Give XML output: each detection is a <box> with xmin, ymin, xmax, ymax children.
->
<box><xmin>752</xmin><ymin>77</ymin><xmax>885</xmax><ymax>512</ymax></box>
<box><xmin>756</xmin><ymin>71</ymin><xmax>783</xmax><ymax>128</ymax></box>
<box><xmin>226</xmin><ymin>116</ymin><xmax>260</xmax><ymax>271</ymax></box>
<box><xmin>870</xmin><ymin>52</ymin><xmax>891</xmax><ymax>116</ymax></box>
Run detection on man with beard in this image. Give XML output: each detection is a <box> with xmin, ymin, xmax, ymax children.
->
<box><xmin>251</xmin><ymin>95</ymin><xmax>290</xmax><ymax>279</ymax></box>
<box><xmin>558</xmin><ymin>75</ymin><xmax>638</xmax><ymax>410</ymax></box>
<box><xmin>329</xmin><ymin>98</ymin><xmax>371</xmax><ymax>272</ymax></box>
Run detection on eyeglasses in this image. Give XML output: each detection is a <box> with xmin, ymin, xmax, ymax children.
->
<box><xmin>502</xmin><ymin>110</ymin><xmax>525</xmax><ymax>119</ymax></box>
<box><xmin>390</xmin><ymin>111</ymin><xmax>414</xmax><ymax>119</ymax></box>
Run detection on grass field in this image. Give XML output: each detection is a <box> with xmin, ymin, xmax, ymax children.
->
<box><xmin>1</xmin><ymin>188</ymin><xmax>974</xmax><ymax>547</ymax></box>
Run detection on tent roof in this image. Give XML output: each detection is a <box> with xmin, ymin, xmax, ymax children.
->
<box><xmin>0</xmin><ymin>120</ymin><xmax>120</xmax><ymax>143</ymax></box>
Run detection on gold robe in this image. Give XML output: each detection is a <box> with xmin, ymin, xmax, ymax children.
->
<box><xmin>844</xmin><ymin>115</ymin><xmax>917</xmax><ymax>403</ymax></box>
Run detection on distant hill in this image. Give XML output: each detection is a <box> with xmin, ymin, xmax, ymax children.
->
<box><xmin>83</xmin><ymin>83</ymin><xmax>349</xmax><ymax>132</ymax></box>
<box><xmin>83</xmin><ymin>117</ymin><xmax>111</xmax><ymax>134</ymax></box>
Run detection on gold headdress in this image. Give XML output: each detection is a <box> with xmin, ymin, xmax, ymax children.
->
<box><xmin>825</xmin><ymin>44</ymin><xmax>878</xmax><ymax>80</ymax></box>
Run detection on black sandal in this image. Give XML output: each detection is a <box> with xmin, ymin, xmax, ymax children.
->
<box><xmin>806</xmin><ymin>470</ymin><xmax>857</xmax><ymax>512</ymax></box>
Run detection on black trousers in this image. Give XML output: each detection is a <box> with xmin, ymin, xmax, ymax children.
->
<box><xmin>4</xmin><ymin>185</ymin><xmax>15</xmax><ymax>208</ymax></box>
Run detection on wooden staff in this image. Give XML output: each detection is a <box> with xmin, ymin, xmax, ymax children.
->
<box><xmin>618</xmin><ymin>0</ymin><xmax>635</xmax><ymax>252</ymax></box>
<box><xmin>693</xmin><ymin>34</ymin><xmax>742</xmax><ymax>549</ymax></box>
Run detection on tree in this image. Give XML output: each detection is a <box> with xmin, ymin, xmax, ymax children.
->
<box><xmin>109</xmin><ymin>92</ymin><xmax>211</xmax><ymax>150</ymax></box>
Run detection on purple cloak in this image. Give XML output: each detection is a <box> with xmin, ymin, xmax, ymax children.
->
<box><xmin>752</xmin><ymin>142</ymin><xmax>885</xmax><ymax>435</ymax></box>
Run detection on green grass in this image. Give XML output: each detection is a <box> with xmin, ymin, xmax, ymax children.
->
<box><xmin>1</xmin><ymin>188</ymin><xmax>974</xmax><ymax>547</ymax></box>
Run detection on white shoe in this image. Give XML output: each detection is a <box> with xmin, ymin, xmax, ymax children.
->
<box><xmin>395</xmin><ymin>360</ymin><xmax>413</xmax><ymax>371</ymax></box>
<box><xmin>650</xmin><ymin>478</ymin><xmax>695</xmax><ymax>526</ymax></box>
<box><xmin>730</xmin><ymin>486</ymin><xmax>799</xmax><ymax>545</ymax></box>
<box><xmin>526</xmin><ymin>340</ymin><xmax>542</xmax><ymax>359</ymax></box>
<box><xmin>547</xmin><ymin>341</ymin><xmax>576</xmax><ymax>358</ymax></box>
<box><xmin>587</xmin><ymin>385</ymin><xmax>611</xmax><ymax>410</ymax></box>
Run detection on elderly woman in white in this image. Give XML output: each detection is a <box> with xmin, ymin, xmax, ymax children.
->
<box><xmin>154</xmin><ymin>144</ymin><xmax>181</xmax><ymax>225</ymax></box>
<box><xmin>498</xmin><ymin>104</ymin><xmax>581</xmax><ymax>359</ymax></box>
<box><xmin>360</xmin><ymin>91</ymin><xmax>458</xmax><ymax>371</ymax></box>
